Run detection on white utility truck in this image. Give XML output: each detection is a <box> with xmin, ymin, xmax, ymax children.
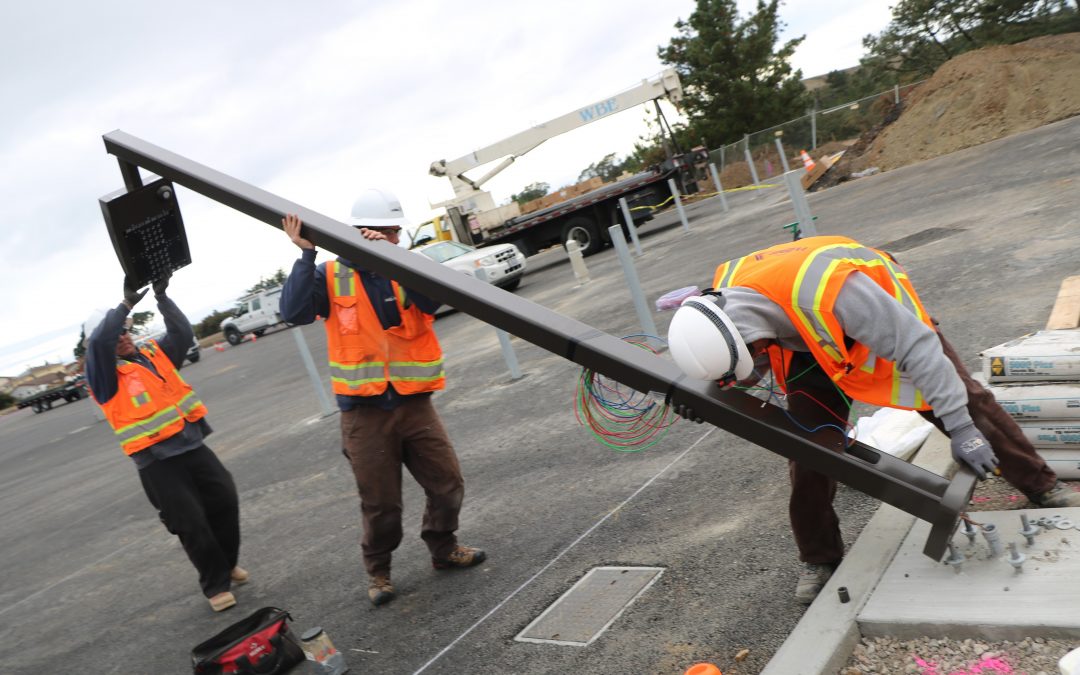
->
<box><xmin>220</xmin><ymin>287</ymin><xmax>285</xmax><ymax>345</ymax></box>
<box><xmin>423</xmin><ymin>68</ymin><xmax>705</xmax><ymax>257</ymax></box>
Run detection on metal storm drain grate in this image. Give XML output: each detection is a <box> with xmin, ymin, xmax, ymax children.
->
<box><xmin>515</xmin><ymin>566</ymin><xmax>664</xmax><ymax>646</ymax></box>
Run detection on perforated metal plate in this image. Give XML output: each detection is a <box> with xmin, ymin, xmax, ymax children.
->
<box><xmin>515</xmin><ymin>566</ymin><xmax>664</xmax><ymax>646</ymax></box>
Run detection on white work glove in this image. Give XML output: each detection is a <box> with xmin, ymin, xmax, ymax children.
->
<box><xmin>949</xmin><ymin>423</ymin><xmax>998</xmax><ymax>480</ymax></box>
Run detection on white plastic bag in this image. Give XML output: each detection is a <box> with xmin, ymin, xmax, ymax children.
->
<box><xmin>849</xmin><ymin>408</ymin><xmax>934</xmax><ymax>461</ymax></box>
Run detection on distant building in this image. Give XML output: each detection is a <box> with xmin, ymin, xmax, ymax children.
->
<box><xmin>11</xmin><ymin>374</ymin><xmax>63</xmax><ymax>400</ymax></box>
<box><xmin>13</xmin><ymin>363</ymin><xmax>68</xmax><ymax>387</ymax></box>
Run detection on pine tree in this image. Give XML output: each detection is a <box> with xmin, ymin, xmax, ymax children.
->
<box><xmin>659</xmin><ymin>0</ymin><xmax>809</xmax><ymax>147</ymax></box>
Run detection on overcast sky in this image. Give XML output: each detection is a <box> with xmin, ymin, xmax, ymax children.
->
<box><xmin>0</xmin><ymin>0</ymin><xmax>896</xmax><ymax>376</ymax></box>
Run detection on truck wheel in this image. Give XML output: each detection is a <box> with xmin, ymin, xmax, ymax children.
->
<box><xmin>225</xmin><ymin>328</ymin><xmax>243</xmax><ymax>346</ymax></box>
<box><xmin>253</xmin><ymin>329</ymin><xmax>266</xmax><ymax>337</ymax></box>
<box><xmin>562</xmin><ymin>216</ymin><xmax>601</xmax><ymax>256</ymax></box>
<box><xmin>188</xmin><ymin>351</ymin><xmax>200</xmax><ymax>364</ymax></box>
<box><xmin>32</xmin><ymin>401</ymin><xmax>42</xmax><ymax>413</ymax></box>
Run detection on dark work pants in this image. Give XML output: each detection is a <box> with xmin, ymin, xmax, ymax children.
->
<box><xmin>138</xmin><ymin>445</ymin><xmax>240</xmax><ymax>597</ymax></box>
<box><xmin>340</xmin><ymin>396</ymin><xmax>465</xmax><ymax>577</ymax></box>
<box><xmin>787</xmin><ymin>332</ymin><xmax>1058</xmax><ymax>564</ymax></box>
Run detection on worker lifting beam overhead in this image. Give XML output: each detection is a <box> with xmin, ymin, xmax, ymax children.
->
<box><xmin>101</xmin><ymin>129</ymin><xmax>976</xmax><ymax>561</ymax></box>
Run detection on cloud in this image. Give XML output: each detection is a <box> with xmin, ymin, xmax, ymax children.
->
<box><xmin>0</xmin><ymin>0</ymin><xmax>894</xmax><ymax>374</ymax></box>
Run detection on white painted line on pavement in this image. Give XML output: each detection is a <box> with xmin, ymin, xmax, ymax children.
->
<box><xmin>412</xmin><ymin>427</ymin><xmax>716</xmax><ymax>675</ymax></box>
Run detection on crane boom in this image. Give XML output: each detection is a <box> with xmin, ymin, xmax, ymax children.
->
<box><xmin>429</xmin><ymin>68</ymin><xmax>683</xmax><ymax>205</ymax></box>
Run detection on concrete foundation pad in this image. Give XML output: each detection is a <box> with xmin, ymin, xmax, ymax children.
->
<box><xmin>859</xmin><ymin>508</ymin><xmax>1080</xmax><ymax>641</ymax></box>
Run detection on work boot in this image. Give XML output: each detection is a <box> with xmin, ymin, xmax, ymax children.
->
<box><xmin>794</xmin><ymin>562</ymin><xmax>837</xmax><ymax>605</ymax></box>
<box><xmin>209</xmin><ymin>591</ymin><xmax>237</xmax><ymax>612</ymax></box>
<box><xmin>1030</xmin><ymin>481</ymin><xmax>1080</xmax><ymax>508</ymax></box>
<box><xmin>368</xmin><ymin>574</ymin><xmax>395</xmax><ymax>607</ymax></box>
<box><xmin>432</xmin><ymin>545</ymin><xmax>487</xmax><ymax>570</ymax></box>
<box><xmin>230</xmin><ymin>566</ymin><xmax>250</xmax><ymax>585</ymax></box>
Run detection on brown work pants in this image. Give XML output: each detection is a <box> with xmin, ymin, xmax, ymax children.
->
<box><xmin>340</xmin><ymin>396</ymin><xmax>465</xmax><ymax>576</ymax></box>
<box><xmin>788</xmin><ymin>332</ymin><xmax>1057</xmax><ymax>564</ymax></box>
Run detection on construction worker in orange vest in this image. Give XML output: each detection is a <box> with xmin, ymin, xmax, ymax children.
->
<box><xmin>667</xmin><ymin>235</ymin><xmax>1080</xmax><ymax>604</ymax></box>
<box><xmin>279</xmin><ymin>189</ymin><xmax>486</xmax><ymax>607</ymax></box>
<box><xmin>84</xmin><ymin>273</ymin><xmax>246</xmax><ymax>612</ymax></box>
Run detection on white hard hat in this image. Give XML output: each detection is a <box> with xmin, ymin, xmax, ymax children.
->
<box><xmin>667</xmin><ymin>295</ymin><xmax>753</xmax><ymax>381</ymax></box>
<box><xmin>348</xmin><ymin>188</ymin><xmax>408</xmax><ymax>228</ymax></box>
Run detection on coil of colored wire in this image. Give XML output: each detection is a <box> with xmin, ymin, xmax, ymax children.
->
<box><xmin>574</xmin><ymin>334</ymin><xmax>678</xmax><ymax>452</ymax></box>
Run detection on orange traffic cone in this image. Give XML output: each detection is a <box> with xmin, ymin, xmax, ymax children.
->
<box><xmin>799</xmin><ymin>149</ymin><xmax>816</xmax><ymax>172</ymax></box>
<box><xmin>685</xmin><ymin>664</ymin><xmax>722</xmax><ymax>675</ymax></box>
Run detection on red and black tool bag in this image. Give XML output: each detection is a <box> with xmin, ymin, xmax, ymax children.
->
<box><xmin>191</xmin><ymin>606</ymin><xmax>306</xmax><ymax>675</ymax></box>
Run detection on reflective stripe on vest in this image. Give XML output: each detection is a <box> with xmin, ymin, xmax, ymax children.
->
<box><xmin>333</xmin><ymin>263</ymin><xmax>356</xmax><ymax>297</ymax></box>
<box><xmin>329</xmin><ymin>361</ymin><xmax>387</xmax><ymax>391</ymax></box>
<box><xmin>113</xmin><ymin>404</ymin><xmax>185</xmax><ymax>446</ymax></box>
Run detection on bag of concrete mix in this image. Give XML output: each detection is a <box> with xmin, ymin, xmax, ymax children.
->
<box><xmin>1016</xmin><ymin>421</ymin><xmax>1080</xmax><ymax>448</ymax></box>
<box><xmin>980</xmin><ymin>329</ymin><xmax>1080</xmax><ymax>382</ymax></box>
<box><xmin>1035</xmin><ymin>449</ymin><xmax>1080</xmax><ymax>481</ymax></box>
<box><xmin>974</xmin><ymin>378</ymin><xmax>1080</xmax><ymax>421</ymax></box>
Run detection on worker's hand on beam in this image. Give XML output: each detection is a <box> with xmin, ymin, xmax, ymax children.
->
<box><xmin>949</xmin><ymin>423</ymin><xmax>999</xmax><ymax>481</ymax></box>
<box><xmin>358</xmin><ymin>227</ymin><xmax>389</xmax><ymax>241</ymax></box>
<box><xmin>152</xmin><ymin>271</ymin><xmax>171</xmax><ymax>298</ymax></box>
<box><xmin>283</xmin><ymin>213</ymin><xmax>314</xmax><ymax>250</ymax></box>
<box><xmin>122</xmin><ymin>275</ymin><xmax>149</xmax><ymax>309</ymax></box>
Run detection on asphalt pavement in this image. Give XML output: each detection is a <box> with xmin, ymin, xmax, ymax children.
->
<box><xmin>1</xmin><ymin>115</ymin><xmax>1078</xmax><ymax>675</ymax></box>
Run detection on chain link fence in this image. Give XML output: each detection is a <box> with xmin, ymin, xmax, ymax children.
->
<box><xmin>705</xmin><ymin>81</ymin><xmax>927</xmax><ymax>188</ymax></box>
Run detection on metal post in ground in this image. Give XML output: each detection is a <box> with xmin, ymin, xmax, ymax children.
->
<box><xmin>811</xmin><ymin>106</ymin><xmax>818</xmax><ymax>150</ymax></box>
<box><xmin>667</xmin><ymin>178</ymin><xmax>690</xmax><ymax>233</ymax></box>
<box><xmin>564</xmin><ymin>239</ymin><xmax>590</xmax><ymax>286</ymax></box>
<box><xmin>894</xmin><ymin>84</ymin><xmax>900</xmax><ymax>105</ymax></box>
<box><xmin>774</xmin><ymin>137</ymin><xmax>791</xmax><ymax>173</ymax></box>
<box><xmin>618</xmin><ymin>197</ymin><xmax>643</xmax><ymax>257</ymax></box>
<box><xmin>607</xmin><ymin>224</ymin><xmax>657</xmax><ymax>338</ymax></box>
<box><xmin>292</xmin><ymin>325</ymin><xmax>336</xmax><ymax>417</ymax></box>
<box><xmin>782</xmin><ymin>170</ymin><xmax>816</xmax><ymax>238</ymax></box>
<box><xmin>743</xmin><ymin>138</ymin><xmax>760</xmax><ymax>185</ymax></box>
<box><xmin>709</xmin><ymin>163</ymin><xmax>730</xmax><ymax>212</ymax></box>
<box><xmin>476</xmin><ymin>268</ymin><xmax>523</xmax><ymax>380</ymax></box>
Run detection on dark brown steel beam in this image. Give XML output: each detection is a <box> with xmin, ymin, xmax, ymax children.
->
<box><xmin>102</xmin><ymin>129</ymin><xmax>973</xmax><ymax>560</ymax></box>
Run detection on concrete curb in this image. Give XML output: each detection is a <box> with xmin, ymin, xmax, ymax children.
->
<box><xmin>761</xmin><ymin>429</ymin><xmax>956</xmax><ymax>675</ymax></box>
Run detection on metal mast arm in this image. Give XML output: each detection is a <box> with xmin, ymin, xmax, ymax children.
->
<box><xmin>102</xmin><ymin>129</ymin><xmax>975</xmax><ymax>561</ymax></box>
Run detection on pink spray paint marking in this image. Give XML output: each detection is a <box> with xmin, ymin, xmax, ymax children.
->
<box><xmin>913</xmin><ymin>653</ymin><xmax>1013</xmax><ymax>675</ymax></box>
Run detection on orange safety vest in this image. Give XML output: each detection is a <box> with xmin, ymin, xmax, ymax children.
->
<box><xmin>99</xmin><ymin>340</ymin><xmax>208</xmax><ymax>455</ymax></box>
<box><xmin>712</xmin><ymin>235</ymin><xmax>935</xmax><ymax>410</ymax></box>
<box><xmin>324</xmin><ymin>260</ymin><xmax>445</xmax><ymax>396</ymax></box>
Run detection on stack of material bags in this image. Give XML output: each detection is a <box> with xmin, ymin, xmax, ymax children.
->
<box><xmin>979</xmin><ymin>329</ymin><xmax>1080</xmax><ymax>478</ymax></box>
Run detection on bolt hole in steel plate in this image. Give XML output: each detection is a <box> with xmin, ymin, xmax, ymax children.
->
<box><xmin>514</xmin><ymin>567</ymin><xmax>664</xmax><ymax>647</ymax></box>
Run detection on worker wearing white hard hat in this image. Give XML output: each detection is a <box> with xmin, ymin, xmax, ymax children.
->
<box><xmin>83</xmin><ymin>272</ymin><xmax>246</xmax><ymax>613</ymax></box>
<box><xmin>277</xmin><ymin>192</ymin><xmax>486</xmax><ymax>608</ymax></box>
<box><xmin>667</xmin><ymin>234</ymin><xmax>1079</xmax><ymax>604</ymax></box>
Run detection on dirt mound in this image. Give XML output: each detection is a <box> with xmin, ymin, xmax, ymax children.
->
<box><xmin>856</xmin><ymin>33</ymin><xmax>1080</xmax><ymax>172</ymax></box>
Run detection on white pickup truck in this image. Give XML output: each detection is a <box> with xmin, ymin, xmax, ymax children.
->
<box><xmin>220</xmin><ymin>287</ymin><xmax>286</xmax><ymax>345</ymax></box>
